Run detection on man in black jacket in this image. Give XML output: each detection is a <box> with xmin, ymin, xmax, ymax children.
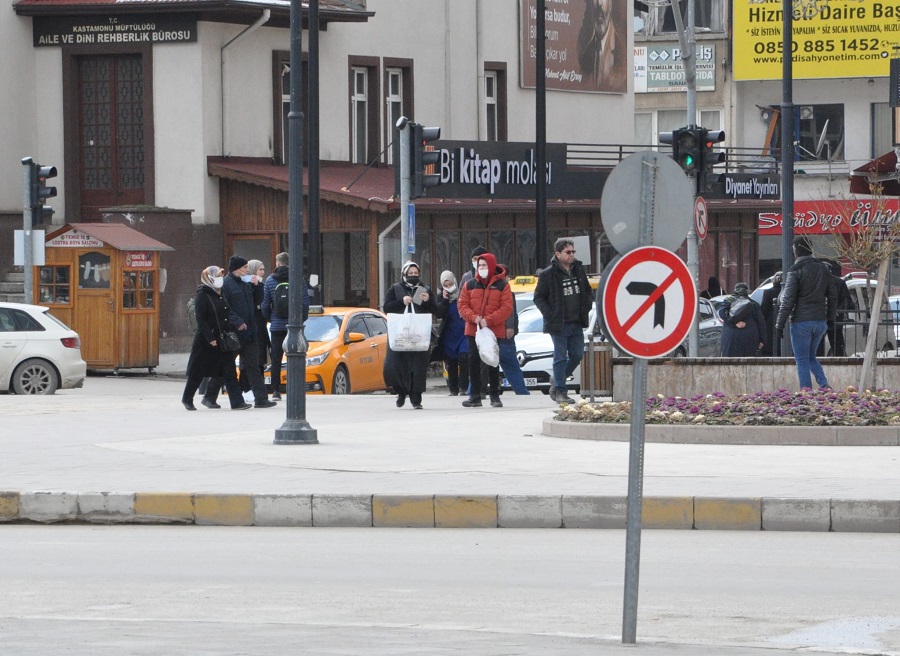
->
<box><xmin>774</xmin><ymin>237</ymin><xmax>837</xmax><ymax>389</ymax></box>
<box><xmin>534</xmin><ymin>238</ymin><xmax>592</xmax><ymax>404</ymax></box>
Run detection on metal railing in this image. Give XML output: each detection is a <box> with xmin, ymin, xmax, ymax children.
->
<box><xmin>566</xmin><ymin>143</ymin><xmax>781</xmax><ymax>177</ymax></box>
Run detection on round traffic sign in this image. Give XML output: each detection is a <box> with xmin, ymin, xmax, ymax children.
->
<box><xmin>694</xmin><ymin>196</ymin><xmax>709</xmax><ymax>240</ymax></box>
<box><xmin>600</xmin><ymin>151</ymin><xmax>695</xmax><ymax>254</ymax></box>
<box><xmin>599</xmin><ymin>246</ymin><xmax>697</xmax><ymax>359</ymax></box>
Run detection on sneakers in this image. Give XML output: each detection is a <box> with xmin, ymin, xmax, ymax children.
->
<box><xmin>556</xmin><ymin>391</ymin><xmax>576</xmax><ymax>404</ymax></box>
<box><xmin>200</xmin><ymin>398</ymin><xmax>221</xmax><ymax>409</ymax></box>
<box><xmin>271</xmin><ymin>391</ymin><xmax>282</xmax><ymax>401</ymax></box>
<box><xmin>490</xmin><ymin>396</ymin><xmax>503</xmax><ymax>408</ymax></box>
<box><xmin>462</xmin><ymin>397</ymin><xmax>482</xmax><ymax>408</ymax></box>
<box><xmin>182</xmin><ymin>401</ymin><xmax>196</xmax><ymax>411</ymax></box>
<box><xmin>412</xmin><ymin>403</ymin><xmax>423</xmax><ymax>410</ymax></box>
<box><xmin>255</xmin><ymin>400</ymin><xmax>277</xmax><ymax>409</ymax></box>
<box><xmin>232</xmin><ymin>403</ymin><xmax>252</xmax><ymax>410</ymax></box>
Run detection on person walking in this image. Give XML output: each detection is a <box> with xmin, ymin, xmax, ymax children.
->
<box><xmin>433</xmin><ymin>270</ymin><xmax>469</xmax><ymax>396</ymax></box>
<box><xmin>181</xmin><ymin>266</ymin><xmax>251</xmax><ymax>411</ymax></box>
<box><xmin>759</xmin><ymin>271</ymin><xmax>782</xmax><ymax>356</ymax></box>
<box><xmin>774</xmin><ymin>236</ymin><xmax>837</xmax><ymax>390</ymax></box>
<box><xmin>457</xmin><ymin>252</ymin><xmax>514</xmax><ymax>408</ymax></box>
<box><xmin>261</xmin><ymin>252</ymin><xmax>309</xmax><ymax>400</ymax></box>
<box><xmin>382</xmin><ymin>261</ymin><xmax>440</xmax><ymax>409</ymax></box>
<box><xmin>533</xmin><ymin>238</ymin><xmax>592</xmax><ymax>404</ymax></box>
<box><xmin>205</xmin><ymin>255</ymin><xmax>277</xmax><ymax>408</ymax></box>
<box><xmin>717</xmin><ymin>282</ymin><xmax>766</xmax><ymax>357</ymax></box>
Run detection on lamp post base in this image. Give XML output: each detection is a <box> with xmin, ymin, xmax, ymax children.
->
<box><xmin>274</xmin><ymin>419</ymin><xmax>319</xmax><ymax>445</ymax></box>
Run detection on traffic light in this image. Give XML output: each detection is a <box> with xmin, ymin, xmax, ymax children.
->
<box><xmin>30</xmin><ymin>162</ymin><xmax>57</xmax><ymax>209</ymax></box>
<box><xmin>409</xmin><ymin>122</ymin><xmax>441</xmax><ymax>199</ymax></box>
<box><xmin>699</xmin><ymin>129</ymin><xmax>726</xmax><ymax>193</ymax></box>
<box><xmin>659</xmin><ymin>127</ymin><xmax>701</xmax><ymax>175</ymax></box>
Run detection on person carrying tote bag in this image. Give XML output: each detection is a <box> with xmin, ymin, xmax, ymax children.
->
<box><xmin>382</xmin><ymin>261</ymin><xmax>439</xmax><ymax>410</ymax></box>
<box><xmin>457</xmin><ymin>252</ymin><xmax>513</xmax><ymax>408</ymax></box>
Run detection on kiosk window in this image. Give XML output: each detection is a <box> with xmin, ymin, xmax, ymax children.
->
<box><xmin>38</xmin><ymin>266</ymin><xmax>71</xmax><ymax>305</ymax></box>
<box><xmin>79</xmin><ymin>252</ymin><xmax>111</xmax><ymax>289</ymax></box>
<box><xmin>123</xmin><ymin>270</ymin><xmax>155</xmax><ymax>309</ymax></box>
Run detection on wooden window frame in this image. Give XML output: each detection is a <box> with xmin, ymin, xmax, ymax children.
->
<box><xmin>348</xmin><ymin>56</ymin><xmax>380</xmax><ymax>165</ymax></box>
<box><xmin>382</xmin><ymin>58</ymin><xmax>413</xmax><ymax>165</ymax></box>
<box><xmin>484</xmin><ymin>62</ymin><xmax>508</xmax><ymax>142</ymax></box>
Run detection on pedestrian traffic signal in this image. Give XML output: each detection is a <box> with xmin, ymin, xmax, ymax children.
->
<box><xmin>30</xmin><ymin>162</ymin><xmax>57</xmax><ymax>209</ymax></box>
<box><xmin>659</xmin><ymin>127</ymin><xmax>701</xmax><ymax>175</ymax></box>
<box><xmin>409</xmin><ymin>122</ymin><xmax>441</xmax><ymax>199</ymax></box>
<box><xmin>699</xmin><ymin>129</ymin><xmax>726</xmax><ymax>193</ymax></box>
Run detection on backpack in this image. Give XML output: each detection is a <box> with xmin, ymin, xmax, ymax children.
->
<box><xmin>273</xmin><ymin>281</ymin><xmax>290</xmax><ymax>319</ymax></box>
<box><xmin>186</xmin><ymin>297</ymin><xmax>198</xmax><ymax>333</ymax></box>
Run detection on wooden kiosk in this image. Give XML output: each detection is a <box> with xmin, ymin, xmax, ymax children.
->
<box><xmin>37</xmin><ymin>223</ymin><xmax>173</xmax><ymax>372</ymax></box>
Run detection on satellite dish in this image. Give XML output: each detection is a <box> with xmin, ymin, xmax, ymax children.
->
<box><xmin>815</xmin><ymin>119</ymin><xmax>830</xmax><ymax>158</ymax></box>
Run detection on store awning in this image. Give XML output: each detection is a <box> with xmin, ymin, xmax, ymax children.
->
<box><xmin>849</xmin><ymin>150</ymin><xmax>900</xmax><ymax>196</ymax></box>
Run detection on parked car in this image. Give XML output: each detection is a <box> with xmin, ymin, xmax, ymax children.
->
<box><xmin>752</xmin><ymin>272</ymin><xmax>896</xmax><ymax>354</ymax></box>
<box><xmin>504</xmin><ymin>299</ymin><xmax>721</xmax><ymax>394</ymax></box>
<box><xmin>0</xmin><ymin>302</ymin><xmax>86</xmax><ymax>395</ymax></box>
<box><xmin>246</xmin><ymin>306</ymin><xmax>389</xmax><ymax>394</ymax></box>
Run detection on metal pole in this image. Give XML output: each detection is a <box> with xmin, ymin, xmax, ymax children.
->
<box><xmin>781</xmin><ymin>0</ymin><xmax>795</xmax><ymax>356</ymax></box>
<box><xmin>308</xmin><ymin>0</ymin><xmax>321</xmax><ymax>297</ymax></box>
<box><xmin>398</xmin><ymin>117</ymin><xmax>411</xmax><ymax>260</ymax></box>
<box><xmin>22</xmin><ymin>158</ymin><xmax>34</xmax><ymax>304</ymax></box>
<box><xmin>535</xmin><ymin>0</ymin><xmax>548</xmax><ymax>265</ymax></box>
<box><xmin>622</xmin><ymin>154</ymin><xmax>657</xmax><ymax>644</ymax></box>
<box><xmin>275</xmin><ymin>0</ymin><xmax>317</xmax><ymax>445</ymax></box>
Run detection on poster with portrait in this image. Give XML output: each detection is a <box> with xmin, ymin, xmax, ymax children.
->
<box><xmin>520</xmin><ymin>0</ymin><xmax>627</xmax><ymax>93</ymax></box>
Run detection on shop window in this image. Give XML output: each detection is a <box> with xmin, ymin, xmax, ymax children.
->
<box><xmin>123</xmin><ymin>270</ymin><xmax>155</xmax><ymax>309</ymax></box>
<box><xmin>38</xmin><ymin>265</ymin><xmax>72</xmax><ymax>305</ymax></box>
<box><xmin>797</xmin><ymin>104</ymin><xmax>844</xmax><ymax>161</ymax></box>
<box><xmin>635</xmin><ymin>0</ymin><xmax>724</xmax><ymax>35</ymax></box>
<box><xmin>78</xmin><ymin>252</ymin><xmax>111</xmax><ymax>289</ymax></box>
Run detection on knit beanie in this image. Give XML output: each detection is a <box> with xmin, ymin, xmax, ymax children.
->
<box><xmin>228</xmin><ymin>255</ymin><xmax>248</xmax><ymax>272</ymax></box>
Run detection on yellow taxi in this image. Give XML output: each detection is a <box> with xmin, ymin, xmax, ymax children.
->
<box><xmin>259</xmin><ymin>306</ymin><xmax>389</xmax><ymax>395</ymax></box>
<box><xmin>508</xmin><ymin>273</ymin><xmax>601</xmax><ymax>314</ymax></box>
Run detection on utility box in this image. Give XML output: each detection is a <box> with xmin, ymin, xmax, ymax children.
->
<box><xmin>581</xmin><ymin>341</ymin><xmax>613</xmax><ymax>397</ymax></box>
<box><xmin>37</xmin><ymin>223</ymin><xmax>173</xmax><ymax>372</ymax></box>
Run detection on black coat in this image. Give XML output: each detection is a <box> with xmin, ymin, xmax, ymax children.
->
<box><xmin>382</xmin><ymin>282</ymin><xmax>439</xmax><ymax>395</ymax></box>
<box><xmin>776</xmin><ymin>256</ymin><xmax>837</xmax><ymax>330</ymax></box>
<box><xmin>186</xmin><ymin>285</ymin><xmax>241</xmax><ymax>378</ymax></box>
<box><xmin>222</xmin><ymin>273</ymin><xmax>259</xmax><ymax>343</ymax></box>
<box><xmin>717</xmin><ymin>295</ymin><xmax>766</xmax><ymax>357</ymax></box>
<box><xmin>533</xmin><ymin>257</ymin><xmax>592</xmax><ymax>334</ymax></box>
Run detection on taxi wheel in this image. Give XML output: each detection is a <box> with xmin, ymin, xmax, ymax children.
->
<box><xmin>332</xmin><ymin>366</ymin><xmax>351</xmax><ymax>395</ymax></box>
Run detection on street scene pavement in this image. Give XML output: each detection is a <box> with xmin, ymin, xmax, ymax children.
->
<box><xmin>1</xmin><ymin>353</ymin><xmax>898</xmax><ymax>529</ymax></box>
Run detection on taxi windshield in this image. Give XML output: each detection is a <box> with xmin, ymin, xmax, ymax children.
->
<box><xmin>304</xmin><ymin>315</ymin><xmax>342</xmax><ymax>342</ymax></box>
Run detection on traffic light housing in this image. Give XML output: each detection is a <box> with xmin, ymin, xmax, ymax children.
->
<box><xmin>659</xmin><ymin>127</ymin><xmax>701</xmax><ymax>175</ymax></box>
<box><xmin>30</xmin><ymin>162</ymin><xmax>58</xmax><ymax>209</ymax></box>
<box><xmin>699</xmin><ymin>129</ymin><xmax>726</xmax><ymax>193</ymax></box>
<box><xmin>409</xmin><ymin>122</ymin><xmax>441</xmax><ymax>199</ymax></box>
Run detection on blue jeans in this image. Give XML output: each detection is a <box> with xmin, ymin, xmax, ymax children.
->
<box><xmin>551</xmin><ymin>322</ymin><xmax>585</xmax><ymax>392</ymax></box>
<box><xmin>499</xmin><ymin>339</ymin><xmax>530</xmax><ymax>395</ymax></box>
<box><xmin>790</xmin><ymin>320</ymin><xmax>829</xmax><ymax>389</ymax></box>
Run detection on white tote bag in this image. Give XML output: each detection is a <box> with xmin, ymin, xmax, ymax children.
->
<box><xmin>475</xmin><ymin>325</ymin><xmax>500</xmax><ymax>367</ymax></box>
<box><xmin>387</xmin><ymin>304</ymin><xmax>433</xmax><ymax>352</ymax></box>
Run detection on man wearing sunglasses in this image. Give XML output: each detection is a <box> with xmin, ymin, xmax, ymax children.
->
<box><xmin>534</xmin><ymin>238</ymin><xmax>593</xmax><ymax>404</ymax></box>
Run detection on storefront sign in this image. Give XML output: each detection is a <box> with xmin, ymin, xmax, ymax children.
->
<box><xmin>758</xmin><ymin>199</ymin><xmax>900</xmax><ymax>234</ymax></box>
<box><xmin>33</xmin><ymin>15</ymin><xmax>196</xmax><ymax>47</ymax></box>
<box><xmin>718</xmin><ymin>174</ymin><xmax>781</xmax><ymax>200</ymax></box>
<box><xmin>733</xmin><ymin>0</ymin><xmax>900</xmax><ymax>81</ymax></box>
<box><xmin>634</xmin><ymin>44</ymin><xmax>716</xmax><ymax>93</ymax></box>
<box><xmin>520</xmin><ymin>0</ymin><xmax>627</xmax><ymax>93</ymax></box>
<box><xmin>125</xmin><ymin>252</ymin><xmax>154</xmax><ymax>268</ymax></box>
<box><xmin>47</xmin><ymin>230</ymin><xmax>104</xmax><ymax>248</ymax></box>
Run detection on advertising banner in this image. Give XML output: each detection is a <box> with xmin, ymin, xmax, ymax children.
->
<box><xmin>634</xmin><ymin>44</ymin><xmax>716</xmax><ymax>93</ymax></box>
<box><xmin>733</xmin><ymin>0</ymin><xmax>900</xmax><ymax>81</ymax></box>
<box><xmin>520</xmin><ymin>0</ymin><xmax>627</xmax><ymax>93</ymax></box>
<box><xmin>757</xmin><ymin>199</ymin><xmax>900</xmax><ymax>234</ymax></box>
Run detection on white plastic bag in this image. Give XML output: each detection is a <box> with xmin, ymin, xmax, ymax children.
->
<box><xmin>387</xmin><ymin>304</ymin><xmax>432</xmax><ymax>352</ymax></box>
<box><xmin>475</xmin><ymin>325</ymin><xmax>500</xmax><ymax>367</ymax></box>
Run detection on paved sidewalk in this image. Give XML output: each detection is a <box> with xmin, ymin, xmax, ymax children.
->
<box><xmin>0</xmin><ymin>360</ymin><xmax>898</xmax><ymax>531</ymax></box>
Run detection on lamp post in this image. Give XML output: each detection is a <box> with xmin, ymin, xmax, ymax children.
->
<box><xmin>275</xmin><ymin>0</ymin><xmax>318</xmax><ymax>445</ymax></box>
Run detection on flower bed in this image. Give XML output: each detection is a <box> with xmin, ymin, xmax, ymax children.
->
<box><xmin>554</xmin><ymin>388</ymin><xmax>900</xmax><ymax>427</ymax></box>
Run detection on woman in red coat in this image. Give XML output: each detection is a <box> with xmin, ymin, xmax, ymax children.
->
<box><xmin>457</xmin><ymin>252</ymin><xmax>513</xmax><ymax>408</ymax></box>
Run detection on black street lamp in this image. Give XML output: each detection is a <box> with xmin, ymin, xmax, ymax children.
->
<box><xmin>275</xmin><ymin>0</ymin><xmax>318</xmax><ymax>445</ymax></box>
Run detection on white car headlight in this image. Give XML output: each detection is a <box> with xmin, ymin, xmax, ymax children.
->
<box><xmin>306</xmin><ymin>353</ymin><xmax>329</xmax><ymax>367</ymax></box>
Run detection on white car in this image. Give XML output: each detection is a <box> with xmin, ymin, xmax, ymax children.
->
<box><xmin>0</xmin><ymin>302</ymin><xmax>87</xmax><ymax>394</ymax></box>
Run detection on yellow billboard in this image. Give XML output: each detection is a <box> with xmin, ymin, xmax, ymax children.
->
<box><xmin>733</xmin><ymin>0</ymin><xmax>900</xmax><ymax>80</ymax></box>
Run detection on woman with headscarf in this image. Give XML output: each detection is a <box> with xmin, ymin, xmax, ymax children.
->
<box><xmin>241</xmin><ymin>259</ymin><xmax>271</xmax><ymax>396</ymax></box>
<box><xmin>382</xmin><ymin>261</ymin><xmax>440</xmax><ymax>409</ymax></box>
<box><xmin>717</xmin><ymin>282</ymin><xmax>766</xmax><ymax>357</ymax></box>
<box><xmin>433</xmin><ymin>270</ymin><xmax>469</xmax><ymax>396</ymax></box>
<box><xmin>181</xmin><ymin>266</ymin><xmax>251</xmax><ymax>411</ymax></box>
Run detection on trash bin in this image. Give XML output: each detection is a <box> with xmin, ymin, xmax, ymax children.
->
<box><xmin>581</xmin><ymin>340</ymin><xmax>613</xmax><ymax>397</ymax></box>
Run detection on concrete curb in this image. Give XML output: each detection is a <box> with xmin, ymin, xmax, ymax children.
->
<box><xmin>2</xmin><ymin>492</ymin><xmax>898</xmax><ymax>532</ymax></box>
<box><xmin>542</xmin><ymin>418</ymin><xmax>900</xmax><ymax>446</ymax></box>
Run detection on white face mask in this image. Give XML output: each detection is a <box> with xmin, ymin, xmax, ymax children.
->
<box><xmin>472</xmin><ymin>260</ymin><xmax>479</xmax><ymax>270</ymax></box>
<box><xmin>212</xmin><ymin>276</ymin><xmax>224</xmax><ymax>289</ymax></box>
<box><xmin>240</xmin><ymin>274</ymin><xmax>253</xmax><ymax>283</ymax></box>
<box><xmin>477</xmin><ymin>267</ymin><xmax>489</xmax><ymax>278</ymax></box>
<box><xmin>445</xmin><ymin>284</ymin><xmax>457</xmax><ymax>294</ymax></box>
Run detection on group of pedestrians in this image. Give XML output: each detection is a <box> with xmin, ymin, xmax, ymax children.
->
<box><xmin>181</xmin><ymin>252</ymin><xmax>308</xmax><ymax>410</ymax></box>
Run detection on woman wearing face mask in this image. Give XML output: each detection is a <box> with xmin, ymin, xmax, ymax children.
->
<box><xmin>240</xmin><ymin>259</ymin><xmax>271</xmax><ymax>397</ymax></box>
<box><xmin>433</xmin><ymin>270</ymin><xmax>469</xmax><ymax>396</ymax></box>
<box><xmin>181</xmin><ymin>266</ymin><xmax>251</xmax><ymax>411</ymax></box>
<box><xmin>382</xmin><ymin>261</ymin><xmax>440</xmax><ymax>409</ymax></box>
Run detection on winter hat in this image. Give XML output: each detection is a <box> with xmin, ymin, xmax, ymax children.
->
<box><xmin>470</xmin><ymin>246</ymin><xmax>487</xmax><ymax>259</ymax></box>
<box><xmin>733</xmin><ymin>282</ymin><xmax>750</xmax><ymax>297</ymax></box>
<box><xmin>200</xmin><ymin>265</ymin><xmax>222</xmax><ymax>289</ymax></box>
<box><xmin>247</xmin><ymin>259</ymin><xmax>264</xmax><ymax>276</ymax></box>
<box><xmin>228</xmin><ymin>255</ymin><xmax>248</xmax><ymax>272</ymax></box>
<box><xmin>401</xmin><ymin>261</ymin><xmax>419</xmax><ymax>278</ymax></box>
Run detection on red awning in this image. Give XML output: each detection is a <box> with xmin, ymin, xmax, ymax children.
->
<box><xmin>849</xmin><ymin>150</ymin><xmax>900</xmax><ymax>196</ymax></box>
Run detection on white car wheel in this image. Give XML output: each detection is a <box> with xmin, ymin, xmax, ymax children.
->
<box><xmin>12</xmin><ymin>358</ymin><xmax>59</xmax><ymax>395</ymax></box>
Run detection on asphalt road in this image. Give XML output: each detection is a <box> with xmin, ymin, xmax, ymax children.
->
<box><xmin>1</xmin><ymin>527</ymin><xmax>898</xmax><ymax>655</ymax></box>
